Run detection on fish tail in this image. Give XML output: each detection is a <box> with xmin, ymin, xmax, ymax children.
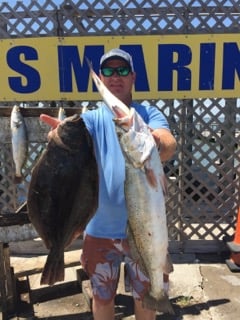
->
<box><xmin>40</xmin><ymin>114</ymin><xmax>61</xmax><ymax>129</ymax></box>
<box><xmin>163</xmin><ymin>253</ymin><xmax>174</xmax><ymax>274</ymax></box>
<box><xmin>143</xmin><ymin>292</ymin><xmax>175</xmax><ymax>315</ymax></box>
<box><xmin>40</xmin><ymin>248</ymin><xmax>64</xmax><ymax>286</ymax></box>
<box><xmin>160</xmin><ymin>174</ymin><xmax>168</xmax><ymax>197</ymax></box>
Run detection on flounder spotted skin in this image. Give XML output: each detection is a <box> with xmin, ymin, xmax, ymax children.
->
<box><xmin>117</xmin><ymin>122</ymin><xmax>173</xmax><ymax>314</ymax></box>
<box><xmin>27</xmin><ymin>114</ymin><xmax>98</xmax><ymax>286</ymax></box>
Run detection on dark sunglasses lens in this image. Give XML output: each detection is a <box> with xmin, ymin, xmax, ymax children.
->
<box><xmin>101</xmin><ymin>67</ymin><xmax>131</xmax><ymax>77</ymax></box>
<box><xmin>117</xmin><ymin>67</ymin><xmax>130</xmax><ymax>76</ymax></box>
<box><xmin>101</xmin><ymin>68</ymin><xmax>114</xmax><ymax>77</ymax></box>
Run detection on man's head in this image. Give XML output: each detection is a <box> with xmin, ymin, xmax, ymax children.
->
<box><xmin>99</xmin><ymin>48</ymin><xmax>136</xmax><ymax>106</ymax></box>
<box><xmin>100</xmin><ymin>48</ymin><xmax>134</xmax><ymax>72</ymax></box>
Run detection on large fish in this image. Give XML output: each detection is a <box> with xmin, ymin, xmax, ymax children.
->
<box><xmin>88</xmin><ymin>63</ymin><xmax>174</xmax><ymax>314</ymax></box>
<box><xmin>10</xmin><ymin>105</ymin><xmax>28</xmax><ymax>184</ymax></box>
<box><xmin>27</xmin><ymin>114</ymin><xmax>98</xmax><ymax>286</ymax></box>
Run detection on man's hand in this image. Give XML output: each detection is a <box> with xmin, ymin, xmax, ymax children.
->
<box><xmin>40</xmin><ymin>114</ymin><xmax>61</xmax><ymax>140</ymax></box>
<box><xmin>151</xmin><ymin>128</ymin><xmax>177</xmax><ymax>162</ymax></box>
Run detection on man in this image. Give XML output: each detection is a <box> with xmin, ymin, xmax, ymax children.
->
<box><xmin>80</xmin><ymin>48</ymin><xmax>177</xmax><ymax>320</ymax></box>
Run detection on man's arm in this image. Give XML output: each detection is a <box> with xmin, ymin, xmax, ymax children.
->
<box><xmin>151</xmin><ymin>128</ymin><xmax>177</xmax><ymax>162</ymax></box>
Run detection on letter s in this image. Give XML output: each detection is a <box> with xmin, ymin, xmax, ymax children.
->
<box><xmin>7</xmin><ymin>46</ymin><xmax>40</xmax><ymax>93</ymax></box>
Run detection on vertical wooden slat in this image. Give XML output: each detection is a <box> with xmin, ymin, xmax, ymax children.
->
<box><xmin>0</xmin><ymin>242</ymin><xmax>8</xmax><ymax>319</ymax></box>
<box><xmin>0</xmin><ymin>243</ymin><xmax>16</xmax><ymax>319</ymax></box>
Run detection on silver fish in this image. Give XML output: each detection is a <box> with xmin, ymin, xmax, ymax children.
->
<box><xmin>88</xmin><ymin>64</ymin><xmax>174</xmax><ymax>314</ymax></box>
<box><xmin>10</xmin><ymin>105</ymin><xmax>28</xmax><ymax>184</ymax></box>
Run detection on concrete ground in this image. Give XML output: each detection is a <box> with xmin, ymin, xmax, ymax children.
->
<box><xmin>1</xmin><ymin>239</ymin><xmax>240</xmax><ymax>320</ymax></box>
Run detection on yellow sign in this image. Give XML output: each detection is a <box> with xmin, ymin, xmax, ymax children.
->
<box><xmin>0</xmin><ymin>34</ymin><xmax>240</xmax><ymax>101</ymax></box>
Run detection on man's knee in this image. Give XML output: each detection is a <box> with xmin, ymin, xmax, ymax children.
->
<box><xmin>92</xmin><ymin>295</ymin><xmax>115</xmax><ymax>307</ymax></box>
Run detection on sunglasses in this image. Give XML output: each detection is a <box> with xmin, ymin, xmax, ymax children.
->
<box><xmin>101</xmin><ymin>66</ymin><xmax>131</xmax><ymax>77</ymax></box>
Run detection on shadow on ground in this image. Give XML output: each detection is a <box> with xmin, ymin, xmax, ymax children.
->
<box><xmin>14</xmin><ymin>281</ymin><xmax>230</xmax><ymax>320</ymax></box>
<box><xmin>156</xmin><ymin>296</ymin><xmax>230</xmax><ymax>320</ymax></box>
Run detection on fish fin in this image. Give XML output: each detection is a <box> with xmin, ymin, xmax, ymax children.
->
<box><xmin>143</xmin><ymin>292</ymin><xmax>175</xmax><ymax>315</ymax></box>
<box><xmin>65</xmin><ymin>229</ymin><xmax>83</xmax><ymax>248</ymax></box>
<box><xmin>40</xmin><ymin>114</ymin><xmax>61</xmax><ymax>129</ymax></box>
<box><xmin>144</xmin><ymin>166</ymin><xmax>158</xmax><ymax>189</ymax></box>
<box><xmin>163</xmin><ymin>253</ymin><xmax>174</xmax><ymax>274</ymax></box>
<box><xmin>40</xmin><ymin>248</ymin><xmax>64</xmax><ymax>286</ymax></box>
<box><xmin>160</xmin><ymin>174</ymin><xmax>168</xmax><ymax>197</ymax></box>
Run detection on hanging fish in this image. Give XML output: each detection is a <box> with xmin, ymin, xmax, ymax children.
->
<box><xmin>10</xmin><ymin>105</ymin><xmax>28</xmax><ymax>184</ymax></box>
<box><xmin>58</xmin><ymin>106</ymin><xmax>66</xmax><ymax>121</ymax></box>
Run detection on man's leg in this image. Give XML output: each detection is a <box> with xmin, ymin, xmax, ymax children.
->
<box><xmin>134</xmin><ymin>299</ymin><xmax>156</xmax><ymax>320</ymax></box>
<box><xmin>80</xmin><ymin>236</ymin><xmax>123</xmax><ymax>320</ymax></box>
<box><xmin>92</xmin><ymin>298</ymin><xmax>115</xmax><ymax>320</ymax></box>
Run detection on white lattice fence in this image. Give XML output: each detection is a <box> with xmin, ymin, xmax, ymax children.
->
<box><xmin>0</xmin><ymin>0</ymin><xmax>239</xmax><ymax>253</ymax></box>
<box><xmin>1</xmin><ymin>0</ymin><xmax>240</xmax><ymax>37</ymax></box>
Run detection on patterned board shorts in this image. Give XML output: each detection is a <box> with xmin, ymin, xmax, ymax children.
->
<box><xmin>80</xmin><ymin>234</ymin><xmax>151</xmax><ymax>304</ymax></box>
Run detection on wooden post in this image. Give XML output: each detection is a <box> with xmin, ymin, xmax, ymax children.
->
<box><xmin>0</xmin><ymin>243</ymin><xmax>17</xmax><ymax>319</ymax></box>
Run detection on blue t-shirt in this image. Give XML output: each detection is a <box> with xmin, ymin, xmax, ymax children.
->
<box><xmin>81</xmin><ymin>101</ymin><xmax>169</xmax><ymax>239</ymax></box>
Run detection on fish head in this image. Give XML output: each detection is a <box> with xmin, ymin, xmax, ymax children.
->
<box><xmin>56</xmin><ymin>114</ymin><xmax>88</xmax><ymax>150</ymax></box>
<box><xmin>115</xmin><ymin>124</ymin><xmax>155</xmax><ymax>172</ymax></box>
<box><xmin>113</xmin><ymin>107</ymin><xmax>134</xmax><ymax>131</ymax></box>
<box><xmin>10</xmin><ymin>105</ymin><xmax>24</xmax><ymax>130</ymax></box>
<box><xmin>40</xmin><ymin>113</ymin><xmax>89</xmax><ymax>150</ymax></box>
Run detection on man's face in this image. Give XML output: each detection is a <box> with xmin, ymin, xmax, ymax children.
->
<box><xmin>100</xmin><ymin>59</ymin><xmax>136</xmax><ymax>104</ymax></box>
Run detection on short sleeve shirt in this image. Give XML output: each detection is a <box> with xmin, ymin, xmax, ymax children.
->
<box><xmin>81</xmin><ymin>101</ymin><xmax>169</xmax><ymax>239</ymax></box>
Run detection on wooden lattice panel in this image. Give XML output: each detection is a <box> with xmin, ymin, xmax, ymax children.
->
<box><xmin>0</xmin><ymin>143</ymin><xmax>17</xmax><ymax>213</ymax></box>
<box><xmin>0</xmin><ymin>107</ymin><xmax>81</xmax><ymax>214</ymax></box>
<box><xmin>0</xmin><ymin>0</ymin><xmax>239</xmax><ymax>252</ymax></box>
<box><xmin>0</xmin><ymin>0</ymin><xmax>240</xmax><ymax>37</ymax></box>
<box><xmin>0</xmin><ymin>141</ymin><xmax>46</xmax><ymax>213</ymax></box>
<box><xmin>162</xmin><ymin>98</ymin><xmax>239</xmax><ymax>243</ymax></box>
